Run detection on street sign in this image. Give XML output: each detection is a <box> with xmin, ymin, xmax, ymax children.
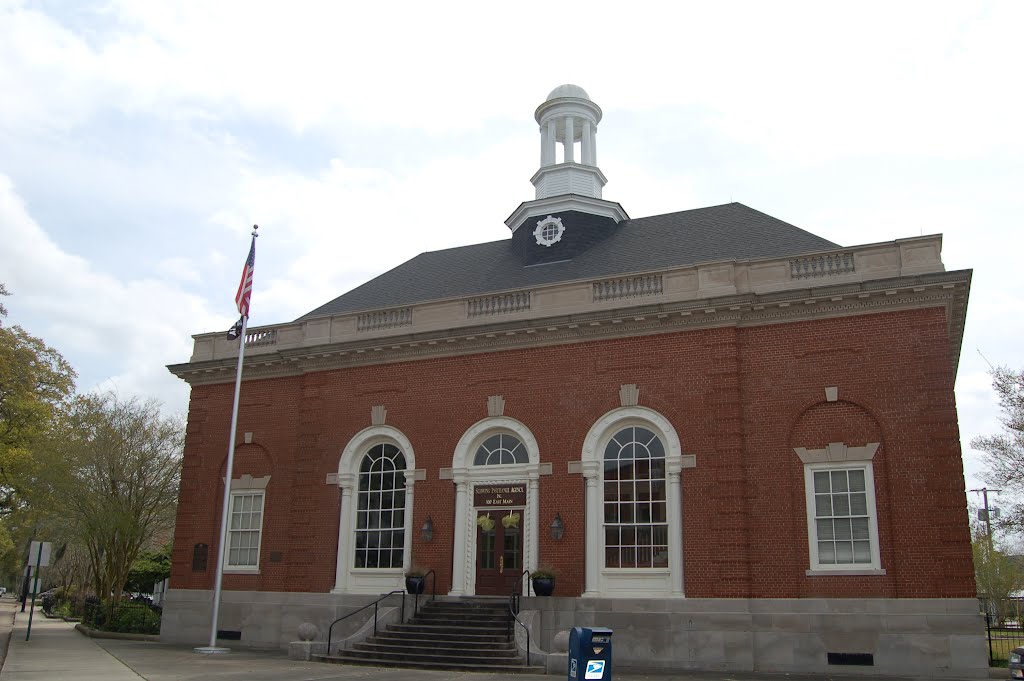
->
<box><xmin>25</xmin><ymin>540</ymin><xmax>52</xmax><ymax>641</ymax></box>
<box><xmin>28</xmin><ymin>541</ymin><xmax>51</xmax><ymax>567</ymax></box>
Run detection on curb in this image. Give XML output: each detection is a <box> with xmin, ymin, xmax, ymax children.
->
<box><xmin>74</xmin><ymin>623</ymin><xmax>160</xmax><ymax>642</ymax></box>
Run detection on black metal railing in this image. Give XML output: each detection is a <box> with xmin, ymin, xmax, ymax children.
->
<box><xmin>411</xmin><ymin>569</ymin><xmax>437</xmax><ymax>617</ymax></box>
<box><xmin>326</xmin><ymin>590</ymin><xmax>405</xmax><ymax>656</ymax></box>
<box><xmin>508</xmin><ymin>569</ymin><xmax>531</xmax><ymax>667</ymax></box>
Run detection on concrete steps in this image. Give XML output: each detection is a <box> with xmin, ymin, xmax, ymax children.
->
<box><xmin>315</xmin><ymin>598</ymin><xmax>543</xmax><ymax>674</ymax></box>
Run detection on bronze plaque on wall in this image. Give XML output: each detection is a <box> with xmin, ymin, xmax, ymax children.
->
<box><xmin>474</xmin><ymin>484</ymin><xmax>526</xmax><ymax>508</ymax></box>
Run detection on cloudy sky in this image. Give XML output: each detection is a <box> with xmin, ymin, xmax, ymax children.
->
<box><xmin>1</xmin><ymin>1</ymin><xmax>1020</xmax><ymax>499</ymax></box>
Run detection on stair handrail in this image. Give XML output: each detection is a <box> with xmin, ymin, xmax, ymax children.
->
<box><xmin>508</xmin><ymin>569</ymin><xmax>531</xmax><ymax>667</ymax></box>
<box><xmin>326</xmin><ymin>589</ymin><xmax>405</xmax><ymax>656</ymax></box>
<box><xmin>410</xmin><ymin>568</ymin><xmax>437</xmax><ymax>617</ymax></box>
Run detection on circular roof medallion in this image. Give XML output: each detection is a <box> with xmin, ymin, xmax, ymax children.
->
<box><xmin>534</xmin><ymin>216</ymin><xmax>565</xmax><ymax>248</ymax></box>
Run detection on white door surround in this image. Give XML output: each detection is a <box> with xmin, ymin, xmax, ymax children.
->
<box><xmin>448</xmin><ymin>417</ymin><xmax>541</xmax><ymax>597</ymax></box>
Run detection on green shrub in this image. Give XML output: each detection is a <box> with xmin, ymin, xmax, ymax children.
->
<box><xmin>106</xmin><ymin>605</ymin><xmax>161</xmax><ymax>635</ymax></box>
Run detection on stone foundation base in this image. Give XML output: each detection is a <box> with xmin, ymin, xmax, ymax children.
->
<box><xmin>160</xmin><ymin>590</ymin><xmax>987</xmax><ymax>679</ymax></box>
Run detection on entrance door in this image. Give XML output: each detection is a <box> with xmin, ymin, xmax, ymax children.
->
<box><xmin>475</xmin><ymin>509</ymin><xmax>524</xmax><ymax>595</ymax></box>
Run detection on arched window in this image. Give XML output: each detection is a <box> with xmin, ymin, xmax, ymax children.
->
<box><xmin>603</xmin><ymin>426</ymin><xmax>668</xmax><ymax>568</ymax></box>
<box><xmin>473</xmin><ymin>433</ymin><xmax>528</xmax><ymax>465</ymax></box>
<box><xmin>582</xmin><ymin>406</ymin><xmax>686</xmax><ymax>598</ymax></box>
<box><xmin>355</xmin><ymin>443</ymin><xmax>407</xmax><ymax>569</ymax></box>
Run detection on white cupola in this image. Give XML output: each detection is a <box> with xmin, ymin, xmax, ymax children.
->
<box><xmin>530</xmin><ymin>84</ymin><xmax>608</xmax><ymax>200</ymax></box>
<box><xmin>505</xmin><ymin>85</ymin><xmax>627</xmax><ymax>237</ymax></box>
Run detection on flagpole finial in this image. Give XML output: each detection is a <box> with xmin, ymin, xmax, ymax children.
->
<box><xmin>251</xmin><ymin>224</ymin><xmax>259</xmax><ymax>238</ymax></box>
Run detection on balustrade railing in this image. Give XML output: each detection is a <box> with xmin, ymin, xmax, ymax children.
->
<box><xmin>790</xmin><ymin>252</ymin><xmax>854</xmax><ymax>279</ymax></box>
<box><xmin>357</xmin><ymin>308</ymin><xmax>412</xmax><ymax>332</ymax></box>
<box><xmin>244</xmin><ymin>328</ymin><xmax>277</xmax><ymax>347</ymax></box>
<box><xmin>468</xmin><ymin>292</ymin><xmax>531</xmax><ymax>317</ymax></box>
<box><xmin>593</xmin><ymin>274</ymin><xmax>664</xmax><ymax>302</ymax></box>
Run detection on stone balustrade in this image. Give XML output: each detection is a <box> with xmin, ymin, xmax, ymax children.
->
<box><xmin>187</xmin><ymin>235</ymin><xmax>946</xmax><ymax>364</ymax></box>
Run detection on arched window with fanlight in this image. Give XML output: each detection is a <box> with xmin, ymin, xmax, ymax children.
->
<box><xmin>581</xmin><ymin>406</ymin><xmax>685</xmax><ymax>598</ymax></box>
<box><xmin>602</xmin><ymin>426</ymin><xmax>668</xmax><ymax>569</ymax></box>
<box><xmin>473</xmin><ymin>433</ymin><xmax>528</xmax><ymax>466</ymax></box>
<box><xmin>354</xmin><ymin>443</ymin><xmax>407</xmax><ymax>569</ymax></box>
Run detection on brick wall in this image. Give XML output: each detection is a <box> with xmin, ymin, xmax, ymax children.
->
<box><xmin>170</xmin><ymin>306</ymin><xmax>975</xmax><ymax>599</ymax></box>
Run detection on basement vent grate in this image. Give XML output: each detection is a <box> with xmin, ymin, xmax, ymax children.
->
<box><xmin>827</xmin><ymin>652</ymin><xmax>874</xmax><ymax>666</ymax></box>
<box><xmin>217</xmin><ymin>630</ymin><xmax>242</xmax><ymax>640</ymax></box>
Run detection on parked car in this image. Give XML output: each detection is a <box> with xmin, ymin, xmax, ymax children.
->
<box><xmin>1010</xmin><ymin>647</ymin><xmax>1024</xmax><ymax>679</ymax></box>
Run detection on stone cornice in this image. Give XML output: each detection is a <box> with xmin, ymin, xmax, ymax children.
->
<box><xmin>169</xmin><ymin>267</ymin><xmax>971</xmax><ymax>387</ymax></box>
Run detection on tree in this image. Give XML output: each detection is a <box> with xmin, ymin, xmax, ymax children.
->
<box><xmin>0</xmin><ymin>284</ymin><xmax>76</xmax><ymax>512</ymax></box>
<box><xmin>124</xmin><ymin>543</ymin><xmax>172</xmax><ymax>595</ymax></box>
<box><xmin>973</xmin><ymin>366</ymin><xmax>1024</xmax><ymax>528</ymax></box>
<box><xmin>32</xmin><ymin>393</ymin><xmax>182</xmax><ymax>610</ymax></box>
<box><xmin>44</xmin><ymin>541</ymin><xmax>93</xmax><ymax>602</ymax></box>
<box><xmin>973</xmin><ymin>527</ymin><xmax>1024</xmax><ymax>625</ymax></box>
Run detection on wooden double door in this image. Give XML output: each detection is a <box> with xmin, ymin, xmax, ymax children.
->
<box><xmin>475</xmin><ymin>508</ymin><xmax>524</xmax><ymax>595</ymax></box>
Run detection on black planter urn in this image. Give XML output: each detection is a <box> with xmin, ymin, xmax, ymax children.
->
<box><xmin>405</xmin><ymin>575</ymin><xmax>426</xmax><ymax>595</ymax></box>
<box><xmin>531</xmin><ymin>576</ymin><xmax>555</xmax><ymax>596</ymax></box>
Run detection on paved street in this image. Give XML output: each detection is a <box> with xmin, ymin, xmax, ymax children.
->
<box><xmin>0</xmin><ymin>601</ymin><xmax>998</xmax><ymax>681</ymax></box>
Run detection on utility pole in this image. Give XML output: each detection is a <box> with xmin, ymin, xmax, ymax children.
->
<box><xmin>970</xmin><ymin>487</ymin><xmax>1002</xmax><ymax>545</ymax></box>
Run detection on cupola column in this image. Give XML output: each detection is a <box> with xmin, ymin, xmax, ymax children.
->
<box><xmin>544</xmin><ymin>120</ymin><xmax>557</xmax><ymax>166</ymax></box>
<box><xmin>581</xmin><ymin>119</ymin><xmax>593</xmax><ymax>166</ymax></box>
<box><xmin>564</xmin><ymin>116</ymin><xmax>575</xmax><ymax>163</ymax></box>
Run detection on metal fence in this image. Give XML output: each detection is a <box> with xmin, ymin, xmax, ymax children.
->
<box><xmin>81</xmin><ymin>599</ymin><xmax>161</xmax><ymax>635</ymax></box>
<box><xmin>980</xmin><ymin>597</ymin><xmax>1024</xmax><ymax>663</ymax></box>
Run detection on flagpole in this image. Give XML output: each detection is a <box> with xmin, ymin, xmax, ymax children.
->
<box><xmin>197</xmin><ymin>226</ymin><xmax>257</xmax><ymax>654</ymax></box>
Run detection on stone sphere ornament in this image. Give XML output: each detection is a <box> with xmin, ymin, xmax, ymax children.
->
<box><xmin>297</xmin><ymin>622</ymin><xmax>318</xmax><ymax>641</ymax></box>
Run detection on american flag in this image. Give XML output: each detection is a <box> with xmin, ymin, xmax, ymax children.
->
<box><xmin>235</xmin><ymin>236</ymin><xmax>255</xmax><ymax>318</ymax></box>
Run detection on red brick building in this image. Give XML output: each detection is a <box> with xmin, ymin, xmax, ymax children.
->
<box><xmin>165</xmin><ymin>85</ymin><xmax>983</xmax><ymax>677</ymax></box>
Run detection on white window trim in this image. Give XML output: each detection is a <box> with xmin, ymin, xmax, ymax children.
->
<box><xmin>223</xmin><ymin>474</ymin><xmax>270</xmax><ymax>574</ymax></box>
<box><xmin>581</xmin><ymin>407</ymin><xmax>688</xmax><ymax>598</ymax></box>
<box><xmin>798</xmin><ymin>443</ymin><xmax>885</xmax><ymax>575</ymax></box>
<box><xmin>332</xmin><ymin>426</ymin><xmax>417</xmax><ymax>594</ymax></box>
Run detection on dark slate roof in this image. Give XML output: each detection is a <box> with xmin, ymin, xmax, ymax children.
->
<box><xmin>299</xmin><ymin>202</ymin><xmax>840</xmax><ymax>320</ymax></box>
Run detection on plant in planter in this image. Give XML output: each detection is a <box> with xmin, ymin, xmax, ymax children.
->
<box><xmin>405</xmin><ymin>566</ymin><xmax>428</xmax><ymax>595</ymax></box>
<box><xmin>530</xmin><ymin>565</ymin><xmax>557</xmax><ymax>596</ymax></box>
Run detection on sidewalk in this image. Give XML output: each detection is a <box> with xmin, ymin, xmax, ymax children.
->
<box><xmin>0</xmin><ymin>607</ymin><xmax>141</xmax><ymax>680</ymax></box>
<box><xmin>0</xmin><ymin>604</ymin><xmax>1001</xmax><ymax>681</ymax></box>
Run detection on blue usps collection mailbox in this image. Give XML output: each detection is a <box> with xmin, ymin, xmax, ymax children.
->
<box><xmin>568</xmin><ymin>626</ymin><xmax>612</xmax><ymax>681</ymax></box>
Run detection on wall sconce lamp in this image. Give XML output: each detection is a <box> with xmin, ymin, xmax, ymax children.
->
<box><xmin>421</xmin><ymin>516</ymin><xmax>434</xmax><ymax>542</ymax></box>
<box><xmin>550</xmin><ymin>513</ymin><xmax>564</xmax><ymax>540</ymax></box>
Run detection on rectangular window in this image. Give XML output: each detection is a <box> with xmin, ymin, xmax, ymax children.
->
<box><xmin>804</xmin><ymin>462</ymin><xmax>880</xmax><ymax>571</ymax></box>
<box><xmin>226</xmin><ymin>491</ymin><xmax>263</xmax><ymax>570</ymax></box>
<box><xmin>602</xmin><ymin>467</ymin><xmax>668</xmax><ymax>568</ymax></box>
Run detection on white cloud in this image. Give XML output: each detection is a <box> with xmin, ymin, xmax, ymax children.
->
<box><xmin>0</xmin><ymin>174</ymin><xmax>224</xmax><ymax>412</ymax></box>
<box><xmin>5</xmin><ymin>1</ymin><xmax>1021</xmax><ymax>157</ymax></box>
<box><xmin>0</xmin><ymin>0</ymin><xmax>1021</xmax><ymax>501</ymax></box>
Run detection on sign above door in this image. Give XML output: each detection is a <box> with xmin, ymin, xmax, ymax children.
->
<box><xmin>474</xmin><ymin>484</ymin><xmax>526</xmax><ymax>508</ymax></box>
